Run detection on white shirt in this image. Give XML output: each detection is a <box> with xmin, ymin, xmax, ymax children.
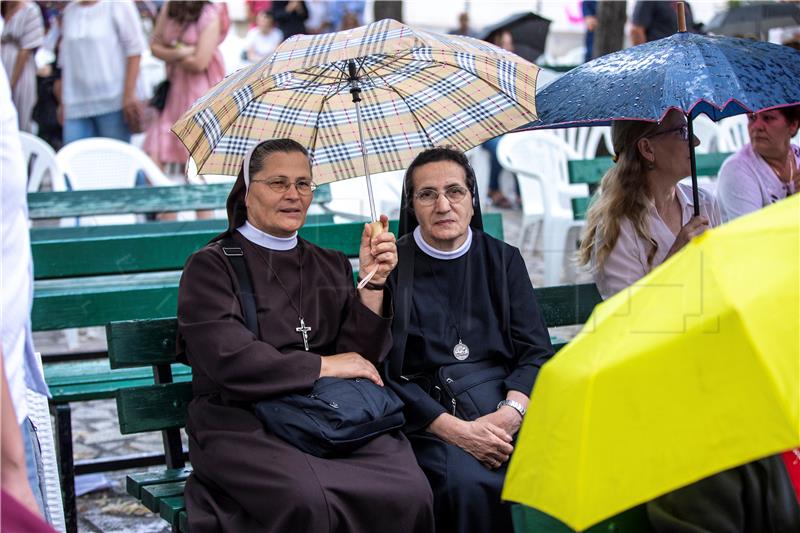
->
<box><xmin>245</xmin><ymin>26</ymin><xmax>283</xmax><ymax>61</ymax></box>
<box><xmin>59</xmin><ymin>0</ymin><xmax>146</xmax><ymax>119</ymax></box>
<box><xmin>1</xmin><ymin>66</ymin><xmax>49</xmax><ymax>423</ymax></box>
<box><xmin>717</xmin><ymin>143</ymin><xmax>799</xmax><ymax>223</ymax></box>
<box><xmin>593</xmin><ymin>183</ymin><xmax>722</xmax><ymax>300</ymax></box>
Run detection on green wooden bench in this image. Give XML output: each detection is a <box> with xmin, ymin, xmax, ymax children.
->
<box><xmin>107</xmin><ymin>277</ymin><xmax>603</xmax><ymax>532</ymax></box>
<box><xmin>567</xmin><ymin>152</ymin><xmax>732</xmax><ymax>220</ymax></box>
<box><xmin>36</xmin><ymin>213</ymin><xmax>501</xmax><ymax>533</ymax></box>
<box><xmin>27</xmin><ymin>182</ymin><xmax>332</xmax><ymax>220</ymax></box>
<box><xmin>511</xmin><ymin>502</ymin><xmax>653</xmax><ymax>533</ymax></box>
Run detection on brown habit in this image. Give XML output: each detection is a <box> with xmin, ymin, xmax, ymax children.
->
<box><xmin>178</xmin><ymin>230</ymin><xmax>434</xmax><ymax>532</ymax></box>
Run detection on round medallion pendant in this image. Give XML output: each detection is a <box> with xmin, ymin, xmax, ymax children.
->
<box><xmin>453</xmin><ymin>341</ymin><xmax>470</xmax><ymax>361</ymax></box>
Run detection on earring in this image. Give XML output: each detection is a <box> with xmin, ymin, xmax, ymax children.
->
<box><xmin>647</xmin><ymin>158</ymin><xmax>656</xmax><ymax>170</ymax></box>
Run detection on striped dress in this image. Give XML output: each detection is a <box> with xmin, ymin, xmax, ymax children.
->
<box><xmin>1</xmin><ymin>1</ymin><xmax>45</xmax><ymax>132</ymax></box>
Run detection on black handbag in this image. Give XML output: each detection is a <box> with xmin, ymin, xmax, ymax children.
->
<box><xmin>253</xmin><ymin>377</ymin><xmax>405</xmax><ymax>458</ymax></box>
<box><xmin>219</xmin><ymin>238</ymin><xmax>405</xmax><ymax>458</ymax></box>
<box><xmin>437</xmin><ymin>360</ymin><xmax>508</xmax><ymax>421</ymax></box>
<box><xmin>150</xmin><ymin>80</ymin><xmax>171</xmax><ymax>111</ymax></box>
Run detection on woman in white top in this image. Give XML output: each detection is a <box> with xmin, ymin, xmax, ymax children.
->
<box><xmin>0</xmin><ymin>1</ymin><xmax>45</xmax><ymax>132</ymax></box>
<box><xmin>578</xmin><ymin>109</ymin><xmax>722</xmax><ymax>299</ymax></box>
<box><xmin>717</xmin><ymin>107</ymin><xmax>799</xmax><ymax>222</ymax></box>
<box><xmin>59</xmin><ymin>0</ymin><xmax>146</xmax><ymax>144</ymax></box>
<box><xmin>245</xmin><ymin>10</ymin><xmax>283</xmax><ymax>63</ymax></box>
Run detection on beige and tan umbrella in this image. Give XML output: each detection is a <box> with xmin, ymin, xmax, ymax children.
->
<box><xmin>172</xmin><ymin>18</ymin><xmax>539</xmax><ymax>221</ymax></box>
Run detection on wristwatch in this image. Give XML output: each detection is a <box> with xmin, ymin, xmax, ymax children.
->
<box><xmin>497</xmin><ymin>399</ymin><xmax>526</xmax><ymax>418</ymax></box>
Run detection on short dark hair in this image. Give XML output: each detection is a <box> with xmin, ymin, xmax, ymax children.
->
<box><xmin>776</xmin><ymin>105</ymin><xmax>800</xmax><ymax>125</ymax></box>
<box><xmin>403</xmin><ymin>147</ymin><xmax>476</xmax><ymax>206</ymax></box>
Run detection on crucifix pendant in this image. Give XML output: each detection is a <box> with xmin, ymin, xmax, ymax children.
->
<box><xmin>296</xmin><ymin>317</ymin><xmax>311</xmax><ymax>351</ymax></box>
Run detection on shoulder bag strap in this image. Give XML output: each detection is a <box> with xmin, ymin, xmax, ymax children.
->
<box><xmin>219</xmin><ymin>237</ymin><xmax>260</xmax><ymax>338</ymax></box>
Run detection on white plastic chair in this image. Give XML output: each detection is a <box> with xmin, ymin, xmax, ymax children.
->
<box><xmin>56</xmin><ymin>138</ymin><xmax>174</xmax><ymax>225</ymax></box>
<box><xmin>716</xmin><ymin>114</ymin><xmax>749</xmax><ymax>152</ymax></box>
<box><xmin>497</xmin><ymin>132</ymin><xmax>587</xmax><ymax>286</ymax></box>
<box><xmin>19</xmin><ymin>132</ymin><xmax>66</xmax><ymax>192</ymax></box>
<box><xmin>553</xmin><ymin>126</ymin><xmax>614</xmax><ymax>159</ymax></box>
<box><xmin>690</xmin><ymin>114</ymin><xmax>720</xmax><ymax>154</ymax></box>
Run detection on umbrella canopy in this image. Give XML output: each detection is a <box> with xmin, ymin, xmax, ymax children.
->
<box><xmin>479</xmin><ymin>12</ymin><xmax>551</xmax><ymax>63</ymax></box>
<box><xmin>502</xmin><ymin>194</ymin><xmax>800</xmax><ymax>531</ymax></box>
<box><xmin>172</xmin><ymin>18</ymin><xmax>539</xmax><ymax>184</ymax></box>
<box><xmin>522</xmin><ymin>32</ymin><xmax>800</xmax><ymax>128</ymax></box>
<box><xmin>706</xmin><ymin>2</ymin><xmax>800</xmax><ymax>40</ymax></box>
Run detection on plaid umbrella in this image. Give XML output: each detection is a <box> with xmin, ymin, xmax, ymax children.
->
<box><xmin>172</xmin><ymin>18</ymin><xmax>539</xmax><ymax>218</ymax></box>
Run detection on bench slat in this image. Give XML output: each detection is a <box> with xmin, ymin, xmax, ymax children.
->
<box><xmin>535</xmin><ymin>284</ymin><xmax>603</xmax><ymax>328</ymax></box>
<box><xmin>126</xmin><ymin>467</ymin><xmax>193</xmax><ymax>499</ymax></box>
<box><xmin>179</xmin><ymin>510</ymin><xmax>188</xmax><ymax>532</ymax></box>
<box><xmin>28</xmin><ymin>183</ymin><xmax>333</xmax><ymax>219</ymax></box>
<box><xmin>107</xmin><ymin>319</ymin><xmax>180</xmax><ymax>369</ymax></box>
<box><xmin>117</xmin><ymin>382</ymin><xmax>192</xmax><ymax>434</ymax></box>
<box><xmin>567</xmin><ymin>152</ymin><xmax>732</xmax><ymax>186</ymax></box>
<box><xmin>142</xmin><ymin>481</ymin><xmax>186</xmax><ymax>512</ymax></box>
<box><xmin>158</xmin><ymin>496</ymin><xmax>186</xmax><ymax>527</ymax></box>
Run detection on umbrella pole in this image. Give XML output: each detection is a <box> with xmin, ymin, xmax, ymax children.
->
<box><xmin>686</xmin><ymin>114</ymin><xmax>700</xmax><ymax>217</ymax></box>
<box><xmin>348</xmin><ymin>60</ymin><xmax>379</xmax><ymax>223</ymax></box>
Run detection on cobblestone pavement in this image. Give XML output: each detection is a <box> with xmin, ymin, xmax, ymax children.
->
<box><xmin>34</xmin><ymin>207</ymin><xmax>589</xmax><ymax>532</ymax></box>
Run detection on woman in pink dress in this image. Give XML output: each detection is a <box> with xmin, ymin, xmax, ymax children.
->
<box><xmin>144</xmin><ymin>1</ymin><xmax>228</xmax><ymax>170</ymax></box>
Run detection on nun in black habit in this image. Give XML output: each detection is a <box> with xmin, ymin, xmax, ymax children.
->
<box><xmin>177</xmin><ymin>139</ymin><xmax>434</xmax><ymax>533</ymax></box>
<box><xmin>384</xmin><ymin>147</ymin><xmax>555</xmax><ymax>533</ymax></box>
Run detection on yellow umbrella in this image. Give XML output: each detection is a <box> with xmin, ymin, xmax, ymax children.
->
<box><xmin>503</xmin><ymin>195</ymin><xmax>800</xmax><ymax>531</ymax></box>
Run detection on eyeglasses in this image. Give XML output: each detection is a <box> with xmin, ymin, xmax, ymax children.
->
<box><xmin>251</xmin><ymin>178</ymin><xmax>317</xmax><ymax>195</ymax></box>
<box><xmin>649</xmin><ymin>124</ymin><xmax>690</xmax><ymax>141</ymax></box>
<box><xmin>414</xmin><ymin>185</ymin><xmax>469</xmax><ymax>206</ymax></box>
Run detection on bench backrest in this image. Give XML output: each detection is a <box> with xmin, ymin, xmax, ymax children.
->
<box><xmin>567</xmin><ymin>152</ymin><xmax>732</xmax><ymax>220</ymax></box>
<box><xmin>31</xmin><ymin>213</ymin><xmax>504</xmax><ymax>331</ymax></box>
<box><xmin>107</xmin><ymin>281</ymin><xmax>603</xmax><ymax>437</ymax></box>
<box><xmin>27</xmin><ymin>182</ymin><xmax>331</xmax><ymax>220</ymax></box>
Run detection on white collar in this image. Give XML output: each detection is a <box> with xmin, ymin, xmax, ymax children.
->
<box><xmin>413</xmin><ymin>226</ymin><xmax>472</xmax><ymax>260</ymax></box>
<box><xmin>237</xmin><ymin>221</ymin><xmax>298</xmax><ymax>250</ymax></box>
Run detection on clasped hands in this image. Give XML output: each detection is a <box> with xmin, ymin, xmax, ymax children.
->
<box><xmin>431</xmin><ymin>407</ymin><xmax>522</xmax><ymax>471</ymax></box>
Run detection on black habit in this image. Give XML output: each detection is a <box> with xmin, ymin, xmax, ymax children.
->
<box><xmin>178</xmin><ymin>230</ymin><xmax>434</xmax><ymax>532</ymax></box>
<box><xmin>385</xmin><ymin>229</ymin><xmax>554</xmax><ymax>533</ymax></box>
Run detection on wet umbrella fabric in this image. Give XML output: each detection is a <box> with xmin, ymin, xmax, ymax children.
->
<box><xmin>518</xmin><ymin>31</ymin><xmax>800</xmax><ymax>215</ymax></box>
<box><xmin>705</xmin><ymin>2</ymin><xmax>800</xmax><ymax>40</ymax></box>
<box><xmin>503</xmin><ymin>194</ymin><xmax>800</xmax><ymax>531</ymax></box>
<box><xmin>171</xmin><ymin>19</ymin><xmax>539</xmax><ymax>185</ymax></box>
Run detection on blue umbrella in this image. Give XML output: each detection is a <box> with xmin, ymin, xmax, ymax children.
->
<box><xmin>520</xmin><ymin>31</ymin><xmax>800</xmax><ymax>215</ymax></box>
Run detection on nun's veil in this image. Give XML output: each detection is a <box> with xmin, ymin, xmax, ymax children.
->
<box><xmin>398</xmin><ymin>149</ymin><xmax>484</xmax><ymax>238</ymax></box>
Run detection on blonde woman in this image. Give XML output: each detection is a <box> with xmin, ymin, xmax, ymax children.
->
<box><xmin>578</xmin><ymin>109</ymin><xmax>721</xmax><ymax>299</ymax></box>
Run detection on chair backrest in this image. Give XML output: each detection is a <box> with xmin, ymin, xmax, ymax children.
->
<box><xmin>716</xmin><ymin>115</ymin><xmax>749</xmax><ymax>152</ymax></box>
<box><xmin>552</xmin><ymin>126</ymin><xmax>613</xmax><ymax>159</ymax></box>
<box><xmin>691</xmin><ymin>114</ymin><xmax>720</xmax><ymax>154</ymax></box>
<box><xmin>19</xmin><ymin>132</ymin><xmax>66</xmax><ymax>192</ymax></box>
<box><xmin>497</xmin><ymin>131</ymin><xmax>582</xmax><ymax>219</ymax></box>
<box><xmin>56</xmin><ymin>137</ymin><xmax>172</xmax><ymax>190</ymax></box>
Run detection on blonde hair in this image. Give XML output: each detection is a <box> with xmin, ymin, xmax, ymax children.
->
<box><xmin>578</xmin><ymin>119</ymin><xmax>663</xmax><ymax>270</ymax></box>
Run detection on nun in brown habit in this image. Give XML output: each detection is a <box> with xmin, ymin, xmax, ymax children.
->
<box><xmin>177</xmin><ymin>139</ymin><xmax>434</xmax><ymax>532</ymax></box>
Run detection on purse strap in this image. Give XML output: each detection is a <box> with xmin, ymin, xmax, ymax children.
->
<box><xmin>219</xmin><ymin>237</ymin><xmax>260</xmax><ymax>338</ymax></box>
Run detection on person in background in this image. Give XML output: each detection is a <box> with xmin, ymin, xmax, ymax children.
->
<box><xmin>717</xmin><ymin>107</ymin><xmax>799</xmax><ymax>222</ymax></box>
<box><xmin>270</xmin><ymin>1</ymin><xmax>307</xmax><ymax>39</ymax></box>
<box><xmin>144</xmin><ymin>0</ymin><xmax>227</xmax><ymax>172</ymax></box>
<box><xmin>582</xmin><ymin>0</ymin><xmax>597</xmax><ymax>62</ymax></box>
<box><xmin>1</xmin><ymin>0</ymin><xmax>45</xmax><ymax>132</ymax></box>
<box><xmin>58</xmin><ymin>0</ymin><xmax>145</xmax><ymax>144</ymax></box>
<box><xmin>578</xmin><ymin>109</ymin><xmax>720</xmax><ymax>299</ymax></box>
<box><xmin>245</xmin><ymin>9</ymin><xmax>283</xmax><ymax>62</ymax></box>
<box><xmin>0</xmin><ymin>60</ymin><xmax>51</xmax><ymax>524</ymax></box>
<box><xmin>246</xmin><ymin>0</ymin><xmax>271</xmax><ymax>27</ymax></box>
<box><xmin>328</xmin><ymin>0</ymin><xmax>365</xmax><ymax>31</ymax></box>
<box><xmin>448</xmin><ymin>12</ymin><xmax>477</xmax><ymax>38</ymax></box>
<box><xmin>630</xmin><ymin>0</ymin><xmax>694</xmax><ymax>45</ymax></box>
<box><xmin>304</xmin><ymin>0</ymin><xmax>330</xmax><ymax>34</ymax></box>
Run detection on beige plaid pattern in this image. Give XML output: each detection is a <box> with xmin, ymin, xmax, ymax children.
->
<box><xmin>172</xmin><ymin>19</ymin><xmax>539</xmax><ymax>183</ymax></box>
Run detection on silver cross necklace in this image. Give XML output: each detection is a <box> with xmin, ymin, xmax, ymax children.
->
<box><xmin>252</xmin><ymin>243</ymin><xmax>311</xmax><ymax>351</ymax></box>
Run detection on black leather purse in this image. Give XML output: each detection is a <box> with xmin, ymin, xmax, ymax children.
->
<box><xmin>219</xmin><ymin>238</ymin><xmax>405</xmax><ymax>458</ymax></box>
<box><xmin>150</xmin><ymin>80</ymin><xmax>171</xmax><ymax>111</ymax></box>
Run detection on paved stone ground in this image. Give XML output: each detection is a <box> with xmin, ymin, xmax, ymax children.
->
<box><xmin>34</xmin><ymin>206</ymin><xmax>591</xmax><ymax>532</ymax></box>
